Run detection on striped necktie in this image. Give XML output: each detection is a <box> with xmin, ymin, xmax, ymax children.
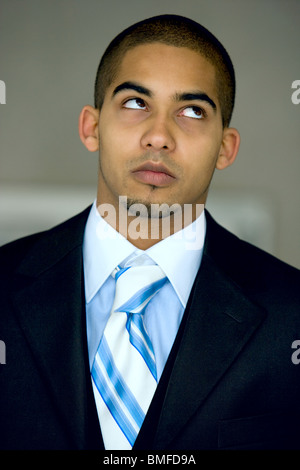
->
<box><xmin>91</xmin><ymin>264</ymin><xmax>167</xmax><ymax>450</ymax></box>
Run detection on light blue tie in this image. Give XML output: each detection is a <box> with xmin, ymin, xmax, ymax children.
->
<box><xmin>91</xmin><ymin>264</ymin><xmax>167</xmax><ymax>450</ymax></box>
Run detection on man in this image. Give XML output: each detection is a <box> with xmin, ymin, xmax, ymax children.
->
<box><xmin>0</xmin><ymin>14</ymin><xmax>299</xmax><ymax>450</ymax></box>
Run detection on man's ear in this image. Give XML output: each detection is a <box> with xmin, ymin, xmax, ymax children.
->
<box><xmin>216</xmin><ymin>127</ymin><xmax>240</xmax><ymax>170</ymax></box>
<box><xmin>78</xmin><ymin>105</ymin><xmax>100</xmax><ymax>152</ymax></box>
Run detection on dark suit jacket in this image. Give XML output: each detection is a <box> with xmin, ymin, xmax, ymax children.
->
<box><xmin>0</xmin><ymin>206</ymin><xmax>299</xmax><ymax>450</ymax></box>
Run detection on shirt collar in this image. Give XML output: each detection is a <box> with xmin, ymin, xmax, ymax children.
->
<box><xmin>146</xmin><ymin>212</ymin><xmax>205</xmax><ymax>307</ymax></box>
<box><xmin>83</xmin><ymin>201</ymin><xmax>135</xmax><ymax>303</ymax></box>
<box><xmin>83</xmin><ymin>200</ymin><xmax>206</xmax><ymax>307</ymax></box>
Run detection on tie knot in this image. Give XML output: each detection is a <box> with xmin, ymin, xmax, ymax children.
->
<box><xmin>112</xmin><ymin>264</ymin><xmax>167</xmax><ymax>315</ymax></box>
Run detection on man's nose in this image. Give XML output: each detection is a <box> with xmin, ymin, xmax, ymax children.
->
<box><xmin>140</xmin><ymin>113</ymin><xmax>176</xmax><ymax>153</ymax></box>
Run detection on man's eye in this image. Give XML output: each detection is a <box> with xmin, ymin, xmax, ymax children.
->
<box><xmin>181</xmin><ymin>106</ymin><xmax>205</xmax><ymax>119</ymax></box>
<box><xmin>123</xmin><ymin>98</ymin><xmax>147</xmax><ymax>110</ymax></box>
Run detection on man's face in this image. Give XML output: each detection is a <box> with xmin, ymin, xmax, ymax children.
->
<box><xmin>96</xmin><ymin>43</ymin><xmax>225</xmax><ymax>213</ymax></box>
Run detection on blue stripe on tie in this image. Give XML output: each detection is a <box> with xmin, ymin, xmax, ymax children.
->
<box><xmin>92</xmin><ymin>359</ymin><xmax>137</xmax><ymax>446</ymax></box>
<box><xmin>95</xmin><ymin>336</ymin><xmax>145</xmax><ymax>428</ymax></box>
<box><xmin>115</xmin><ymin>266</ymin><xmax>130</xmax><ymax>281</ymax></box>
<box><xmin>126</xmin><ymin>314</ymin><xmax>157</xmax><ymax>380</ymax></box>
<box><xmin>130</xmin><ymin>312</ymin><xmax>155</xmax><ymax>354</ymax></box>
<box><xmin>92</xmin><ymin>336</ymin><xmax>148</xmax><ymax>446</ymax></box>
<box><xmin>116</xmin><ymin>277</ymin><xmax>167</xmax><ymax>314</ymax></box>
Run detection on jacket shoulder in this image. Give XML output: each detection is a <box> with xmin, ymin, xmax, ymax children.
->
<box><xmin>0</xmin><ymin>205</ymin><xmax>92</xmax><ymax>276</ymax></box>
<box><xmin>0</xmin><ymin>232</ymin><xmax>43</xmax><ymax>274</ymax></box>
<box><xmin>204</xmin><ymin>210</ymin><xmax>300</xmax><ymax>291</ymax></box>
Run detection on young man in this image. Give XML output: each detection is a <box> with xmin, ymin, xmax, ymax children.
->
<box><xmin>0</xmin><ymin>14</ymin><xmax>299</xmax><ymax>450</ymax></box>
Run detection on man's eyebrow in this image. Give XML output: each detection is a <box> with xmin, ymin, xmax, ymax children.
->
<box><xmin>112</xmin><ymin>81</ymin><xmax>152</xmax><ymax>98</ymax></box>
<box><xmin>174</xmin><ymin>91</ymin><xmax>217</xmax><ymax>111</ymax></box>
<box><xmin>111</xmin><ymin>82</ymin><xmax>217</xmax><ymax>111</ymax></box>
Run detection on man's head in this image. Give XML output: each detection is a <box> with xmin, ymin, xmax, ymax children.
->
<box><xmin>94</xmin><ymin>14</ymin><xmax>235</xmax><ymax>128</ymax></box>
<box><xmin>79</xmin><ymin>14</ymin><xmax>240</xmax><ymax>247</ymax></box>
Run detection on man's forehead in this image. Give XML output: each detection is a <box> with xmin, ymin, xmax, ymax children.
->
<box><xmin>110</xmin><ymin>42</ymin><xmax>218</xmax><ymax>95</ymax></box>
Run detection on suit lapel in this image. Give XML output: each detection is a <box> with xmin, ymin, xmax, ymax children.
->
<box><xmin>10</xmin><ymin>207</ymin><xmax>102</xmax><ymax>449</ymax></box>
<box><xmin>153</xmin><ymin>214</ymin><xmax>267</xmax><ymax>449</ymax></box>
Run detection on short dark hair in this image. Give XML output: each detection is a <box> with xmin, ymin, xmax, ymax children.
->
<box><xmin>94</xmin><ymin>14</ymin><xmax>235</xmax><ymax>128</ymax></box>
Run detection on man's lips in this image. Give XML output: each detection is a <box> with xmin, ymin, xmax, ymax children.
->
<box><xmin>131</xmin><ymin>162</ymin><xmax>176</xmax><ymax>186</ymax></box>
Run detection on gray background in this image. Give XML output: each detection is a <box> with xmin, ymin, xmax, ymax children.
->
<box><xmin>0</xmin><ymin>0</ymin><xmax>299</xmax><ymax>268</ymax></box>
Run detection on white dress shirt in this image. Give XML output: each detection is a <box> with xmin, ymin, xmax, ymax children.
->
<box><xmin>83</xmin><ymin>200</ymin><xmax>206</xmax><ymax>380</ymax></box>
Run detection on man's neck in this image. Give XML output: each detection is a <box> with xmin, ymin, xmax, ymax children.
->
<box><xmin>96</xmin><ymin>198</ymin><xmax>204</xmax><ymax>250</ymax></box>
